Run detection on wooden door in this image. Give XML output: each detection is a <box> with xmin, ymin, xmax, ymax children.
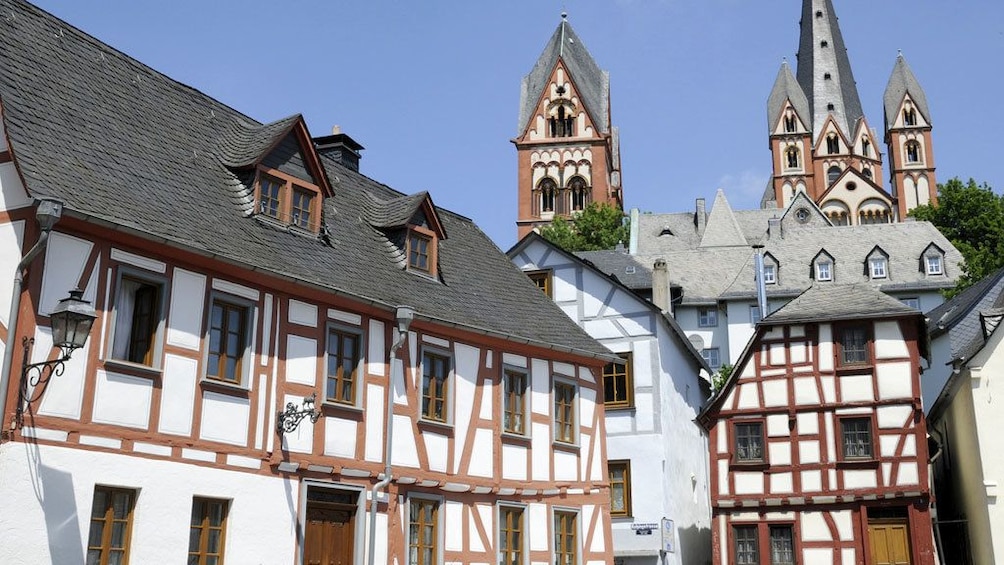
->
<box><xmin>304</xmin><ymin>503</ymin><xmax>355</xmax><ymax>565</ymax></box>
<box><xmin>869</xmin><ymin>521</ymin><xmax>911</xmax><ymax>565</ymax></box>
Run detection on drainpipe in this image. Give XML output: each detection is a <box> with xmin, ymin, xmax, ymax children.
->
<box><xmin>0</xmin><ymin>199</ymin><xmax>64</xmax><ymax>434</ymax></box>
<box><xmin>367</xmin><ymin>306</ymin><xmax>414</xmax><ymax>565</ymax></box>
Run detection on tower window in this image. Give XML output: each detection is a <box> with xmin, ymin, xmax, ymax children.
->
<box><xmin>785</xmin><ymin>146</ymin><xmax>800</xmax><ymax>169</ymax></box>
<box><xmin>824</xmin><ymin>73</ymin><xmax>832</xmax><ymax>80</ymax></box>
<box><xmin>861</xmin><ymin>138</ymin><xmax>871</xmax><ymax>157</ymax></box>
<box><xmin>783</xmin><ymin>115</ymin><xmax>796</xmax><ymax>133</ymax></box>
<box><xmin>827</xmin><ymin>103</ymin><xmax>835</xmax><ymax>111</ymax></box>
<box><xmin>549</xmin><ymin>105</ymin><xmax>575</xmax><ymax>138</ymax></box>
<box><xmin>905</xmin><ymin>141</ymin><xmax>921</xmax><ymax>164</ymax></box>
<box><xmin>904</xmin><ymin>107</ymin><xmax>917</xmax><ymax>126</ymax></box>
<box><xmin>826</xmin><ymin>135</ymin><xmax>840</xmax><ymax>154</ymax></box>
<box><xmin>827</xmin><ymin>166</ymin><xmax>841</xmax><ymax>185</ymax></box>
<box><xmin>568</xmin><ymin>176</ymin><xmax>589</xmax><ymax>211</ymax></box>
<box><xmin>815</xmin><ymin>10</ymin><xmax>823</xmax><ymax>17</ymax></box>
<box><xmin>862</xmin><ymin>167</ymin><xmax>873</xmax><ymax>179</ymax></box>
<box><xmin>820</xmin><ymin>40</ymin><xmax>829</xmax><ymax>48</ymax></box>
<box><xmin>535</xmin><ymin>178</ymin><xmax>557</xmax><ymax>215</ymax></box>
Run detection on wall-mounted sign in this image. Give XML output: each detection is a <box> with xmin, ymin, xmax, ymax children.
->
<box><xmin>661</xmin><ymin>518</ymin><xmax>676</xmax><ymax>553</ymax></box>
<box><xmin>631</xmin><ymin>522</ymin><xmax>658</xmax><ymax>535</ymax></box>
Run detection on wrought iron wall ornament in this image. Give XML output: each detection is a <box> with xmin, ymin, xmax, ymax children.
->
<box><xmin>277</xmin><ymin>392</ymin><xmax>321</xmax><ymax>435</ymax></box>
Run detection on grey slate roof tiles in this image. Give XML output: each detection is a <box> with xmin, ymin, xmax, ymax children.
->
<box><xmin>884</xmin><ymin>54</ymin><xmax>931</xmax><ymax>131</ymax></box>
<box><xmin>927</xmin><ymin>267</ymin><xmax>1004</xmax><ymax>362</ymax></box>
<box><xmin>0</xmin><ymin>0</ymin><xmax>613</xmax><ymax>361</ymax></box>
<box><xmin>766</xmin><ymin>60</ymin><xmax>810</xmax><ymax>134</ymax></box>
<box><xmin>764</xmin><ymin>282</ymin><xmax>920</xmax><ymax>325</ymax></box>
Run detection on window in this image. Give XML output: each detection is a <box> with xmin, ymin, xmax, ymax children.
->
<box><xmin>823</xmin><ymin>72</ymin><xmax>831</xmax><ymax>80</ymax></box>
<box><xmin>750</xmin><ymin>305</ymin><xmax>762</xmax><ymax>325</ymax></box>
<box><xmin>784</xmin><ymin>146</ymin><xmax>800</xmax><ymax>169</ymax></box>
<box><xmin>861</xmin><ymin>138</ymin><xmax>871</xmax><ymax>157</ymax></box>
<box><xmin>553</xmin><ymin>380</ymin><xmax>576</xmax><ymax>444</ymax></box>
<box><xmin>839</xmin><ymin>325</ymin><xmax>869</xmax><ymax>365</ymax></box>
<box><xmin>207</xmin><ymin>298</ymin><xmax>249</xmax><ymax>384</ymax></box>
<box><xmin>549</xmin><ymin>105</ymin><xmax>575</xmax><ymax>138</ymax></box>
<box><xmin>926</xmin><ymin>255</ymin><xmax>943</xmax><ymax>275</ymax></box>
<box><xmin>820</xmin><ymin>40</ymin><xmax>829</xmax><ymax>48</ymax></box>
<box><xmin>827</xmin><ymin>165</ymin><xmax>841</xmax><ymax>184</ymax></box>
<box><xmin>698</xmin><ymin>308</ymin><xmax>718</xmax><ymax>327</ymax></box>
<box><xmin>110</xmin><ymin>275</ymin><xmax>164</xmax><ymax>366</ymax></box>
<box><xmin>826</xmin><ymin>135</ymin><xmax>839</xmax><ymax>154</ymax></box>
<box><xmin>503</xmin><ymin>368</ymin><xmax>528</xmax><ymax>435</ymax></box>
<box><xmin>326</xmin><ymin>328</ymin><xmax>361</xmax><ymax>405</ymax></box>
<box><xmin>783</xmin><ymin>115</ymin><xmax>796</xmax><ymax>133</ymax></box>
<box><xmin>409</xmin><ymin>499</ymin><xmax>439</xmax><ymax>565</ymax></box>
<box><xmin>905</xmin><ymin>140</ymin><xmax>921</xmax><ymax>163</ymax></box>
<box><xmin>815</xmin><ymin>261</ymin><xmax>832</xmax><ymax>281</ymax></box>
<box><xmin>900</xmin><ymin>297</ymin><xmax>920</xmax><ymax>309</ymax></box>
<box><xmin>499</xmin><ymin>506</ymin><xmax>524</xmax><ymax>565</ymax></box>
<box><xmin>254</xmin><ymin>169</ymin><xmax>320</xmax><ymax>231</ymax></box>
<box><xmin>863</xmin><ymin>167</ymin><xmax>873</xmax><ymax>179</ymax></box>
<box><xmin>827</xmin><ymin>103</ymin><xmax>835</xmax><ymax>111</ymax></box>
<box><xmin>904</xmin><ymin>107</ymin><xmax>917</xmax><ymax>126</ymax></box>
<box><xmin>568</xmin><ymin>177</ymin><xmax>588</xmax><ymax>212</ymax></box>
<box><xmin>769</xmin><ymin>526</ymin><xmax>795</xmax><ymax>565</ymax></box>
<box><xmin>189</xmin><ymin>497</ymin><xmax>228</xmax><ymax>565</ymax></box>
<box><xmin>841</xmin><ymin>417</ymin><xmax>873</xmax><ymax>459</ymax></box>
<box><xmin>734</xmin><ymin>422</ymin><xmax>764</xmax><ymax>463</ymax></box>
<box><xmin>869</xmin><ymin>257</ymin><xmax>887</xmax><ymax>279</ymax></box>
<box><xmin>87</xmin><ymin>487</ymin><xmax>135</xmax><ymax>565</ymax></box>
<box><xmin>763</xmin><ymin>264</ymin><xmax>776</xmax><ymax>284</ymax></box>
<box><xmin>527</xmin><ymin>270</ymin><xmax>552</xmax><ymax>297</ymax></box>
<box><xmin>602</xmin><ymin>353</ymin><xmax>633</xmax><ymax>408</ymax></box>
<box><xmin>702</xmin><ymin>348</ymin><xmax>721</xmax><ymax>370</ymax></box>
<box><xmin>408</xmin><ymin>230</ymin><xmax>432</xmax><ymax>273</ymax></box>
<box><xmin>421</xmin><ymin>351</ymin><xmax>451</xmax><ymax>422</ymax></box>
<box><xmin>608</xmin><ymin>461</ymin><xmax>632</xmax><ymax>517</ymax></box>
<box><xmin>554</xmin><ymin>511</ymin><xmax>577</xmax><ymax>565</ymax></box>
<box><xmin>734</xmin><ymin>525</ymin><xmax>759</xmax><ymax>565</ymax></box>
<box><xmin>537</xmin><ymin>179</ymin><xmax>557</xmax><ymax>215</ymax></box>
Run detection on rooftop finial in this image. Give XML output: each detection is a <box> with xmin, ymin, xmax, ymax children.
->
<box><xmin>561</xmin><ymin>11</ymin><xmax>567</xmax><ymax>20</ymax></box>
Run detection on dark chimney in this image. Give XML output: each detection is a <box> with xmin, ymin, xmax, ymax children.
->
<box><xmin>314</xmin><ymin>126</ymin><xmax>364</xmax><ymax>172</ymax></box>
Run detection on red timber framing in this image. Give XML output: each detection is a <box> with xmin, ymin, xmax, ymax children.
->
<box><xmin>0</xmin><ymin>213</ymin><xmax>614</xmax><ymax>565</ymax></box>
<box><xmin>701</xmin><ymin>318</ymin><xmax>936</xmax><ymax>564</ymax></box>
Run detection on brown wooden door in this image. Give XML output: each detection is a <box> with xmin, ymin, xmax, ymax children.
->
<box><xmin>869</xmin><ymin>521</ymin><xmax>911</xmax><ymax>565</ymax></box>
<box><xmin>304</xmin><ymin>504</ymin><xmax>355</xmax><ymax>565</ymax></box>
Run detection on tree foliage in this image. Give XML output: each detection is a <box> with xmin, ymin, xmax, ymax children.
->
<box><xmin>539</xmin><ymin>202</ymin><xmax>629</xmax><ymax>252</ymax></box>
<box><xmin>910</xmin><ymin>178</ymin><xmax>1004</xmax><ymax>295</ymax></box>
<box><xmin>712</xmin><ymin>364</ymin><xmax>734</xmax><ymax>392</ymax></box>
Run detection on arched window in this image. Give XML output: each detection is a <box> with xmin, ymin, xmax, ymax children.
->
<box><xmin>826</xmin><ymin>134</ymin><xmax>840</xmax><ymax>154</ymax></box>
<box><xmin>862</xmin><ymin>167</ymin><xmax>873</xmax><ymax>179</ymax></box>
<box><xmin>785</xmin><ymin>146</ymin><xmax>800</xmax><ymax>169</ymax></box>
<box><xmin>536</xmin><ymin>178</ymin><xmax>557</xmax><ymax>215</ymax></box>
<box><xmin>828</xmin><ymin>212</ymin><xmax>849</xmax><ymax>226</ymax></box>
<box><xmin>859</xmin><ymin>211</ymin><xmax>891</xmax><ymax>225</ymax></box>
<box><xmin>904</xmin><ymin>107</ymin><xmax>917</xmax><ymax>126</ymax></box>
<box><xmin>568</xmin><ymin>177</ymin><xmax>589</xmax><ymax>212</ymax></box>
<box><xmin>861</xmin><ymin>138</ymin><xmax>871</xmax><ymax>157</ymax></box>
<box><xmin>905</xmin><ymin>141</ymin><xmax>921</xmax><ymax>164</ymax></box>
<box><xmin>827</xmin><ymin>166</ymin><xmax>841</xmax><ymax>185</ymax></box>
<box><xmin>549</xmin><ymin>105</ymin><xmax>575</xmax><ymax>138</ymax></box>
<box><xmin>783</xmin><ymin>115</ymin><xmax>796</xmax><ymax>133</ymax></box>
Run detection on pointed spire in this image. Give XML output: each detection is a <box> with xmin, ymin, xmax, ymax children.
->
<box><xmin>517</xmin><ymin>16</ymin><xmax>609</xmax><ymax>136</ymax></box>
<box><xmin>795</xmin><ymin>0</ymin><xmax>864</xmax><ymax>139</ymax></box>
<box><xmin>884</xmin><ymin>52</ymin><xmax>931</xmax><ymax>131</ymax></box>
<box><xmin>767</xmin><ymin>59</ymin><xmax>810</xmax><ymax>133</ymax></box>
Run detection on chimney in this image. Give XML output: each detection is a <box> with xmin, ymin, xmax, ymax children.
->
<box><xmin>313</xmin><ymin>125</ymin><xmax>365</xmax><ymax>172</ymax></box>
<box><xmin>652</xmin><ymin>258</ymin><xmax>670</xmax><ymax>313</ymax></box>
<box><xmin>768</xmin><ymin>217</ymin><xmax>782</xmax><ymax>239</ymax></box>
<box><xmin>695</xmin><ymin>198</ymin><xmax>707</xmax><ymax>233</ymax></box>
<box><xmin>753</xmin><ymin>245</ymin><xmax>768</xmax><ymax>321</ymax></box>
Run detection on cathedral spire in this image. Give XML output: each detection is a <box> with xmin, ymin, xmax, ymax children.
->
<box><xmin>796</xmin><ymin>0</ymin><xmax>864</xmax><ymax>139</ymax></box>
<box><xmin>883</xmin><ymin>52</ymin><xmax>931</xmax><ymax>132</ymax></box>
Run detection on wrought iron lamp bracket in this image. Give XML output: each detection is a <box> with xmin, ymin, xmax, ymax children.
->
<box><xmin>16</xmin><ymin>336</ymin><xmax>72</xmax><ymax>426</ymax></box>
<box><xmin>276</xmin><ymin>392</ymin><xmax>321</xmax><ymax>435</ymax></box>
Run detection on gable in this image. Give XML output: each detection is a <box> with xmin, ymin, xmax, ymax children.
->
<box><xmin>262</xmin><ymin>132</ymin><xmax>319</xmax><ymax>186</ymax></box>
<box><xmin>780</xmin><ymin>192</ymin><xmax>830</xmax><ymax>230</ymax></box>
<box><xmin>771</xmin><ymin>100</ymin><xmax>810</xmax><ymax>136</ymax></box>
<box><xmin>519</xmin><ymin>60</ymin><xmax>602</xmax><ymax>143</ymax></box>
<box><xmin>818</xmin><ymin>169</ymin><xmax>893</xmax><ymax>219</ymax></box>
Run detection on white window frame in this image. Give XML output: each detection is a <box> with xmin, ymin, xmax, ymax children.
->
<box><xmin>702</xmin><ymin>347</ymin><xmax>721</xmax><ymax>370</ymax></box>
<box><xmin>816</xmin><ymin>261</ymin><xmax>833</xmax><ymax>281</ymax></box>
<box><xmin>106</xmin><ymin>267</ymin><xmax>169</xmax><ymax>371</ymax></box>
<box><xmin>201</xmin><ymin>291</ymin><xmax>256</xmax><ymax>389</ymax></box>
<box><xmin>698</xmin><ymin>308</ymin><xmax>718</xmax><ymax>327</ymax></box>
<box><xmin>926</xmin><ymin>255</ymin><xmax>943</xmax><ymax>275</ymax></box>
<box><xmin>869</xmin><ymin>257</ymin><xmax>887</xmax><ymax>279</ymax></box>
<box><xmin>762</xmin><ymin>264</ymin><xmax>776</xmax><ymax>285</ymax></box>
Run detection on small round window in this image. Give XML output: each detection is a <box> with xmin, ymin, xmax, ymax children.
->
<box><xmin>795</xmin><ymin>207</ymin><xmax>810</xmax><ymax>224</ymax></box>
<box><xmin>847</xmin><ymin>182</ymin><xmax>857</xmax><ymax>191</ymax></box>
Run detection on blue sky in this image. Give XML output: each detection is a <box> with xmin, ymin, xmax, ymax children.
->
<box><xmin>32</xmin><ymin>1</ymin><xmax>1003</xmax><ymax>249</ymax></box>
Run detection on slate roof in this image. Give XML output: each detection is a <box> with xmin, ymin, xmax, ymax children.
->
<box><xmin>575</xmin><ymin>249</ymin><xmax>653</xmax><ymax>290</ymax></box>
<box><xmin>219</xmin><ymin>114</ymin><xmax>303</xmax><ymax>168</ymax></box>
<box><xmin>0</xmin><ymin>0</ymin><xmax>613</xmax><ymax>361</ymax></box>
<box><xmin>365</xmin><ymin>191</ymin><xmax>435</xmax><ymax>230</ymax></box>
<box><xmin>766</xmin><ymin>60</ymin><xmax>810</xmax><ymax>134</ymax></box>
<box><xmin>764</xmin><ymin>282</ymin><xmax>919</xmax><ymax>325</ymax></box>
<box><xmin>518</xmin><ymin>16</ymin><xmax>609</xmax><ymax>136</ymax></box>
<box><xmin>927</xmin><ymin>267</ymin><xmax>1004</xmax><ymax>362</ymax></box>
<box><xmin>795</xmin><ymin>0</ymin><xmax>865</xmax><ymax>138</ymax></box>
<box><xmin>884</xmin><ymin>54</ymin><xmax>931</xmax><ymax>131</ymax></box>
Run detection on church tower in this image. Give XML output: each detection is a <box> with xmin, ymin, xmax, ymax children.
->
<box><xmin>515</xmin><ymin>14</ymin><xmax>622</xmax><ymax>239</ymax></box>
<box><xmin>884</xmin><ymin>53</ymin><xmax>938</xmax><ymax>218</ymax></box>
<box><xmin>767</xmin><ymin>0</ymin><xmax>912</xmax><ymax>225</ymax></box>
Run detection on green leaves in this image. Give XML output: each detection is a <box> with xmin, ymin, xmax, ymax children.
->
<box><xmin>910</xmin><ymin>178</ymin><xmax>1004</xmax><ymax>296</ymax></box>
<box><xmin>539</xmin><ymin>203</ymin><xmax>629</xmax><ymax>252</ymax></box>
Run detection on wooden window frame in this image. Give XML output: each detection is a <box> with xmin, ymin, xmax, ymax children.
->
<box><xmin>421</xmin><ymin>350</ymin><xmax>452</xmax><ymax>423</ymax></box>
<box><xmin>108</xmin><ymin>269</ymin><xmax>167</xmax><ymax>369</ymax></box>
<box><xmin>407</xmin><ymin>225</ymin><xmax>437</xmax><ymax>276</ymax></box>
<box><xmin>87</xmin><ymin>486</ymin><xmax>136</xmax><ymax>565</ymax></box>
<box><xmin>837</xmin><ymin>415</ymin><xmax>877</xmax><ymax>462</ymax></box>
<box><xmin>326</xmin><ymin>326</ymin><xmax>363</xmax><ymax>406</ymax></box>
<box><xmin>698</xmin><ymin>307</ymin><xmax>718</xmax><ymax>327</ymax></box>
<box><xmin>553</xmin><ymin>378</ymin><xmax>578</xmax><ymax>445</ymax></box>
<box><xmin>553</xmin><ymin>510</ymin><xmax>578</xmax><ymax>565</ymax></box>
<box><xmin>503</xmin><ymin>367</ymin><xmax>529</xmax><ymax>436</ymax></box>
<box><xmin>602</xmin><ymin>353</ymin><xmax>633</xmax><ymax>409</ymax></box>
<box><xmin>498</xmin><ymin>505</ymin><xmax>525</xmax><ymax>565</ymax></box>
<box><xmin>408</xmin><ymin>496</ymin><xmax>440</xmax><ymax>565</ymax></box>
<box><xmin>767</xmin><ymin>524</ymin><xmax>796</xmax><ymax>565</ymax></box>
<box><xmin>732</xmin><ymin>420</ymin><xmax>766</xmax><ymax>466</ymax></box>
<box><xmin>608</xmin><ymin>460</ymin><xmax>632</xmax><ymax>518</ymax></box>
<box><xmin>732</xmin><ymin>524</ymin><xmax>759</xmax><ymax>565</ymax></box>
<box><xmin>836</xmin><ymin>323</ymin><xmax>871</xmax><ymax>368</ymax></box>
<box><xmin>730</xmin><ymin>522</ymin><xmax>798</xmax><ymax>565</ymax></box>
<box><xmin>203</xmin><ymin>294</ymin><xmax>253</xmax><ymax>388</ymax></box>
<box><xmin>254</xmin><ymin>167</ymin><xmax>322</xmax><ymax>233</ymax></box>
<box><xmin>526</xmin><ymin>269</ymin><xmax>552</xmax><ymax>298</ymax></box>
<box><xmin>189</xmin><ymin>497</ymin><xmax>229</xmax><ymax>565</ymax></box>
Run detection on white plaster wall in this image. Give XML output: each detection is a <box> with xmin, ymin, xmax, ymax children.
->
<box><xmin>285</xmin><ymin>335</ymin><xmax>318</xmax><ymax>386</ymax></box>
<box><xmin>39</xmin><ymin>231</ymin><xmax>93</xmax><ymax>316</ymax></box>
<box><xmin>0</xmin><ymin>160</ymin><xmax>30</xmax><ymax>212</ymax></box>
<box><xmin>0</xmin><ymin>443</ymin><xmax>296</xmax><ymax>565</ymax></box>
<box><xmin>92</xmin><ymin>369</ymin><xmax>153</xmax><ymax>429</ymax></box>
<box><xmin>166</xmin><ymin>268</ymin><xmax>206</xmax><ymax>351</ymax></box>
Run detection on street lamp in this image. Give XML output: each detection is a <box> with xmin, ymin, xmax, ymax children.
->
<box><xmin>17</xmin><ymin>288</ymin><xmax>96</xmax><ymax>425</ymax></box>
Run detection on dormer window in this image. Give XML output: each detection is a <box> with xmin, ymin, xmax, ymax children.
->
<box><xmin>408</xmin><ymin>229</ymin><xmax>433</xmax><ymax>274</ymax></box>
<box><xmin>254</xmin><ymin>168</ymin><xmax>320</xmax><ymax>232</ymax></box>
<box><xmin>813</xmin><ymin>250</ymin><xmax>835</xmax><ymax>282</ymax></box>
<box><xmin>763</xmin><ymin>264</ymin><xmax>776</xmax><ymax>284</ymax></box>
<box><xmin>904</xmin><ymin>107</ymin><xmax>917</xmax><ymax>126</ymax></box>
<box><xmin>926</xmin><ymin>255</ymin><xmax>943</xmax><ymax>275</ymax></box>
<box><xmin>869</xmin><ymin>257</ymin><xmax>887</xmax><ymax>279</ymax></box>
<box><xmin>921</xmin><ymin>243</ymin><xmax>945</xmax><ymax>277</ymax></box>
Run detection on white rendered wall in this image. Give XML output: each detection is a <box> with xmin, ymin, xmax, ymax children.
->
<box><xmin>967</xmin><ymin>329</ymin><xmax>1004</xmax><ymax>561</ymax></box>
<box><xmin>0</xmin><ymin>443</ymin><xmax>297</xmax><ymax>565</ymax></box>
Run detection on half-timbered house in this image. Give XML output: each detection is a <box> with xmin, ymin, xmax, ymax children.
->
<box><xmin>0</xmin><ymin>1</ymin><xmax>618</xmax><ymax>564</ymax></box>
<box><xmin>699</xmin><ymin>283</ymin><xmax>936</xmax><ymax>565</ymax></box>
